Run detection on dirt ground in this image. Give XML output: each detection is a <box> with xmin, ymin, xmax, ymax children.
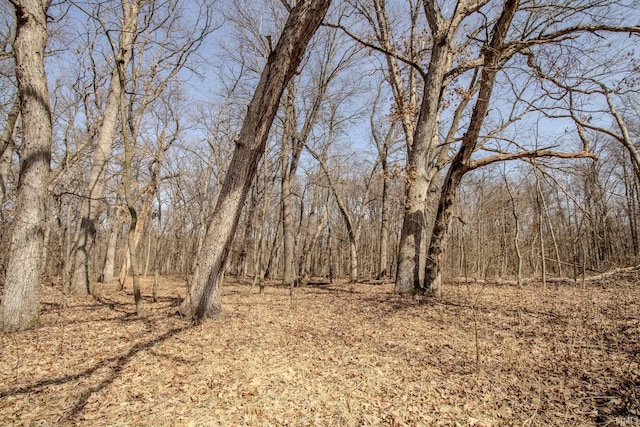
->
<box><xmin>1</xmin><ymin>271</ymin><xmax>639</xmax><ymax>426</ymax></box>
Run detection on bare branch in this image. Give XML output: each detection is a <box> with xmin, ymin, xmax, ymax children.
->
<box><xmin>470</xmin><ymin>149</ymin><xmax>597</xmax><ymax>170</ymax></box>
<box><xmin>323</xmin><ymin>22</ymin><xmax>427</xmax><ymax>80</ymax></box>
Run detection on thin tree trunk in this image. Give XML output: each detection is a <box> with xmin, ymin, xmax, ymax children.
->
<box><xmin>178</xmin><ymin>0</ymin><xmax>331</xmax><ymax>321</ymax></box>
<box><xmin>2</xmin><ymin>0</ymin><xmax>52</xmax><ymax>332</ymax></box>
<box><xmin>252</xmin><ymin>141</ymin><xmax>270</xmax><ymax>293</ymax></box>
<box><xmin>144</xmin><ymin>230</ymin><xmax>151</xmax><ymax>277</ymax></box>
<box><xmin>327</xmin><ymin>219</ymin><xmax>334</xmax><ymax>282</ymax></box>
<box><xmin>281</xmin><ymin>84</ymin><xmax>296</xmax><ymax>287</ymax></box>
<box><xmin>300</xmin><ymin>209</ymin><xmax>328</xmax><ymax>281</ymax></box>
<box><xmin>541</xmin><ymin>187</ymin><xmax>563</xmax><ymax>277</ymax></box>
<box><xmin>41</xmin><ymin>214</ymin><xmax>51</xmax><ymax>280</ymax></box>
<box><xmin>118</xmin><ymin>244</ymin><xmax>130</xmax><ymax>289</ymax></box>
<box><xmin>378</xmin><ymin>157</ymin><xmax>390</xmax><ymax>279</ymax></box>
<box><xmin>152</xmin><ymin>188</ymin><xmax>163</xmax><ymax>303</ymax></box>
<box><xmin>306</xmin><ymin>145</ymin><xmax>376</xmax><ymax>283</ymax></box>
<box><xmin>537</xmin><ymin>177</ymin><xmax>547</xmax><ymax>289</ymax></box>
<box><xmin>504</xmin><ymin>176</ymin><xmax>523</xmax><ymax>286</ymax></box>
<box><xmin>622</xmin><ymin>161</ymin><xmax>638</xmax><ymax>257</ymax></box>
<box><xmin>265</xmin><ymin>219</ymin><xmax>282</xmax><ymax>280</ymax></box>
<box><xmin>70</xmin><ymin>0</ymin><xmax>140</xmax><ymax>295</ymax></box>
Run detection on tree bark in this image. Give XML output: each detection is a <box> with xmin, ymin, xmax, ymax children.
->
<box><xmin>2</xmin><ymin>0</ymin><xmax>52</xmax><ymax>332</ymax></box>
<box><xmin>0</xmin><ymin>97</ymin><xmax>20</xmax><ymax>213</ymax></box>
<box><xmin>178</xmin><ymin>0</ymin><xmax>332</xmax><ymax>321</ymax></box>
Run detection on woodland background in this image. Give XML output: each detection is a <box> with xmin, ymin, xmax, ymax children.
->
<box><xmin>1</xmin><ymin>0</ymin><xmax>639</xmax><ymax>316</ymax></box>
<box><xmin>1</xmin><ymin>0</ymin><xmax>639</xmax><ymax>424</ymax></box>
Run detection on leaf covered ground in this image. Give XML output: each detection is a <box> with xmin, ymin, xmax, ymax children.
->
<box><xmin>1</xmin><ymin>272</ymin><xmax>639</xmax><ymax>426</ymax></box>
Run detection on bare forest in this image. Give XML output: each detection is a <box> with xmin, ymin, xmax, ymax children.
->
<box><xmin>0</xmin><ymin>0</ymin><xmax>639</xmax><ymax>425</ymax></box>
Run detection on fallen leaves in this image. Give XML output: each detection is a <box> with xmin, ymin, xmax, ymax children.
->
<box><xmin>0</xmin><ymin>273</ymin><xmax>639</xmax><ymax>426</ymax></box>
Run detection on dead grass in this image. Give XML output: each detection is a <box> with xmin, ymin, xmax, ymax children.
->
<box><xmin>1</xmin><ymin>272</ymin><xmax>639</xmax><ymax>426</ymax></box>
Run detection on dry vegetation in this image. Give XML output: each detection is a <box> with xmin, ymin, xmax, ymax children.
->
<box><xmin>1</xmin><ymin>271</ymin><xmax>639</xmax><ymax>426</ymax></box>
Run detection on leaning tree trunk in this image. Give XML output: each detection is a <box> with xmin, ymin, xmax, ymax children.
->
<box><xmin>423</xmin><ymin>167</ymin><xmax>467</xmax><ymax>296</ymax></box>
<box><xmin>178</xmin><ymin>0</ymin><xmax>332</xmax><ymax>321</ymax></box>
<box><xmin>1</xmin><ymin>0</ymin><xmax>52</xmax><ymax>332</ymax></box>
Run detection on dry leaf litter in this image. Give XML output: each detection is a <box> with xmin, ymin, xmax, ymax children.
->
<box><xmin>0</xmin><ymin>272</ymin><xmax>638</xmax><ymax>426</ymax></box>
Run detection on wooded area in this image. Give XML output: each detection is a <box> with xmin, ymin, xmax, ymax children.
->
<box><xmin>0</xmin><ymin>0</ymin><xmax>639</xmax><ymax>424</ymax></box>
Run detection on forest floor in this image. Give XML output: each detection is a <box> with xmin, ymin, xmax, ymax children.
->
<box><xmin>1</xmin><ymin>271</ymin><xmax>639</xmax><ymax>426</ymax></box>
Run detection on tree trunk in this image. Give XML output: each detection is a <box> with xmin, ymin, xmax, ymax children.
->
<box><xmin>118</xmin><ymin>243</ymin><xmax>130</xmax><ymax>289</ymax></box>
<box><xmin>116</xmin><ymin>17</ymin><xmax>144</xmax><ymax>317</ymax></box>
<box><xmin>281</xmin><ymin>84</ymin><xmax>296</xmax><ymax>287</ymax></box>
<box><xmin>178</xmin><ymin>0</ymin><xmax>332</xmax><ymax>321</ymax></box>
<box><xmin>536</xmin><ymin>176</ymin><xmax>547</xmax><ymax>288</ymax></box>
<box><xmin>424</xmin><ymin>167</ymin><xmax>466</xmax><ymax>296</ymax></box>
<box><xmin>0</xmin><ymin>97</ymin><xmax>20</xmax><ymax>212</ymax></box>
<box><xmin>70</xmin><ymin>0</ymin><xmax>140</xmax><ymax>295</ymax></box>
<box><xmin>378</xmin><ymin>156</ymin><xmax>390</xmax><ymax>280</ymax></box>
<box><xmin>423</xmin><ymin>0</ymin><xmax>518</xmax><ymax>297</ymax></box>
<box><xmin>101</xmin><ymin>221</ymin><xmax>119</xmax><ymax>283</ymax></box>
<box><xmin>504</xmin><ymin>176</ymin><xmax>523</xmax><ymax>286</ymax></box>
<box><xmin>394</xmin><ymin>33</ymin><xmax>454</xmax><ymax>294</ymax></box>
<box><xmin>2</xmin><ymin>0</ymin><xmax>52</xmax><ymax>332</ymax></box>
<box><xmin>349</xmin><ymin>238</ymin><xmax>359</xmax><ymax>282</ymax></box>
<box><xmin>300</xmin><ymin>209</ymin><xmax>327</xmax><ymax>281</ymax></box>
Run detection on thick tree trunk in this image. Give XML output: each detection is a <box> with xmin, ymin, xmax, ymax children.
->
<box><xmin>394</xmin><ymin>36</ymin><xmax>452</xmax><ymax>294</ymax></box>
<box><xmin>423</xmin><ymin>0</ymin><xmax>518</xmax><ymax>297</ymax></box>
<box><xmin>70</xmin><ymin>0</ymin><xmax>140</xmax><ymax>295</ymax></box>
<box><xmin>178</xmin><ymin>0</ymin><xmax>332</xmax><ymax>321</ymax></box>
<box><xmin>1</xmin><ymin>0</ymin><xmax>52</xmax><ymax>332</ymax></box>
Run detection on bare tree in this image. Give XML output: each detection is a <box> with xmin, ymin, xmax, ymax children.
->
<box><xmin>370</xmin><ymin>82</ymin><xmax>401</xmax><ymax>279</ymax></box>
<box><xmin>336</xmin><ymin>0</ymin><xmax>638</xmax><ymax>294</ymax></box>
<box><xmin>1</xmin><ymin>0</ymin><xmax>52</xmax><ymax>332</ymax></box>
<box><xmin>178</xmin><ymin>0</ymin><xmax>332</xmax><ymax>321</ymax></box>
<box><xmin>70</xmin><ymin>0</ymin><xmax>142</xmax><ymax>295</ymax></box>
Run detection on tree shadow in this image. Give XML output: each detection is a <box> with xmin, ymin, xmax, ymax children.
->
<box><xmin>301</xmin><ymin>285</ymin><xmax>360</xmax><ymax>295</ymax></box>
<box><xmin>0</xmin><ymin>325</ymin><xmax>189</xmax><ymax>422</ymax></box>
<box><xmin>594</xmin><ymin>377</ymin><xmax>640</xmax><ymax>427</ymax></box>
<box><xmin>93</xmin><ymin>295</ymin><xmax>131</xmax><ymax>313</ymax></box>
